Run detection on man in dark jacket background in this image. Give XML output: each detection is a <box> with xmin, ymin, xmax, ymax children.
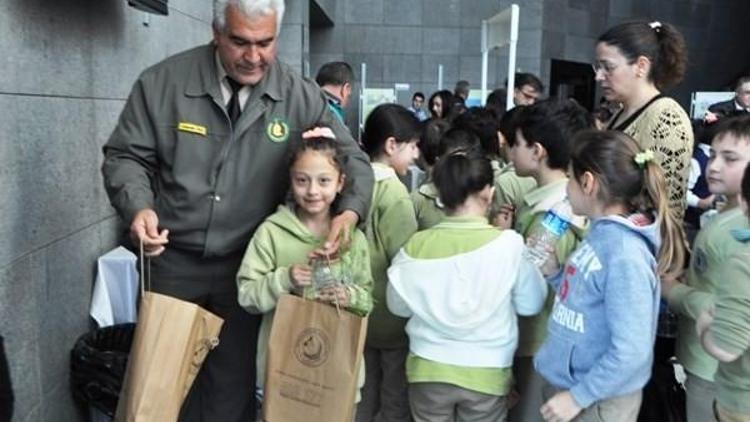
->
<box><xmin>705</xmin><ymin>76</ymin><xmax>750</xmax><ymax>123</ymax></box>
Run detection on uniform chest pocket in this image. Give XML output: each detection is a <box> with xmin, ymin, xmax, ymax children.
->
<box><xmin>155</xmin><ymin>124</ymin><xmax>228</xmax><ymax>172</ymax></box>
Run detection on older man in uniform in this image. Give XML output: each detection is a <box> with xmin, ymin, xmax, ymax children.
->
<box><xmin>101</xmin><ymin>0</ymin><xmax>373</xmax><ymax>420</ymax></box>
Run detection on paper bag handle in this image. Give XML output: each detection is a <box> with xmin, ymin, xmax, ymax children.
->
<box><xmin>138</xmin><ymin>239</ymin><xmax>152</xmax><ymax>294</ymax></box>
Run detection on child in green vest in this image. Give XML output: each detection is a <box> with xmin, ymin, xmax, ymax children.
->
<box><xmin>411</xmin><ymin>128</ymin><xmax>480</xmax><ymax>230</ymax></box>
<box><xmin>387</xmin><ymin>151</ymin><xmax>548</xmax><ymax>422</ymax></box>
<box><xmin>236</xmin><ymin>135</ymin><xmax>374</xmax><ymax>404</ymax></box>
<box><xmin>502</xmin><ymin>99</ymin><xmax>594</xmax><ymax>422</ymax></box>
<box><xmin>356</xmin><ymin>104</ymin><xmax>421</xmax><ymax>422</ymax></box>
<box><xmin>663</xmin><ymin>115</ymin><xmax>750</xmax><ymax>421</ymax></box>
<box><xmin>697</xmin><ymin>153</ymin><xmax>750</xmax><ymax>422</ymax></box>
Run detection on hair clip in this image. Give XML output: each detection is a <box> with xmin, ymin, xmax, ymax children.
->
<box><xmin>634</xmin><ymin>149</ymin><xmax>655</xmax><ymax>168</ymax></box>
<box><xmin>302</xmin><ymin>127</ymin><xmax>336</xmax><ymax>140</ymax></box>
<box><xmin>648</xmin><ymin>21</ymin><xmax>662</xmax><ymax>32</ymax></box>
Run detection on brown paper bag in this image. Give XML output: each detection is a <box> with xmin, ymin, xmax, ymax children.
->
<box><xmin>114</xmin><ymin>245</ymin><xmax>224</xmax><ymax>422</ymax></box>
<box><xmin>263</xmin><ymin>294</ymin><xmax>368</xmax><ymax>422</ymax></box>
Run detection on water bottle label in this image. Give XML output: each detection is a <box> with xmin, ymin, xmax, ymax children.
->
<box><xmin>541</xmin><ymin>212</ymin><xmax>570</xmax><ymax>237</ymax></box>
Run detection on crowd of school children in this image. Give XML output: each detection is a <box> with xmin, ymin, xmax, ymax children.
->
<box><xmin>233</xmin><ymin>20</ymin><xmax>750</xmax><ymax>422</ymax></box>
<box><xmin>231</xmin><ymin>19</ymin><xmax>750</xmax><ymax>422</ymax></box>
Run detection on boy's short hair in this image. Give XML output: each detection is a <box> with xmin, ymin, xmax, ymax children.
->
<box><xmin>515</xmin><ymin>98</ymin><xmax>594</xmax><ymax>170</ymax></box>
<box><xmin>413</xmin><ymin>92</ymin><xmax>425</xmax><ymax>101</ymax></box>
<box><xmin>315</xmin><ymin>62</ymin><xmax>354</xmax><ymax>87</ymax></box>
<box><xmin>713</xmin><ymin>114</ymin><xmax>750</xmax><ymax>144</ymax></box>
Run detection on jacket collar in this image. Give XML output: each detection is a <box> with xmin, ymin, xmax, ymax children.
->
<box><xmin>184</xmin><ymin>43</ymin><xmax>283</xmax><ymax>102</ymax></box>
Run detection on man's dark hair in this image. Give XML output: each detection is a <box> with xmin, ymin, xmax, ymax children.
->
<box><xmin>315</xmin><ymin>62</ymin><xmax>354</xmax><ymax>87</ymax></box>
<box><xmin>454</xmin><ymin>80</ymin><xmax>470</xmax><ymax>99</ymax></box>
<box><xmin>515</xmin><ymin>98</ymin><xmax>594</xmax><ymax>170</ymax></box>
<box><xmin>514</xmin><ymin>72</ymin><xmax>544</xmax><ymax>92</ymax></box>
<box><xmin>736</xmin><ymin>76</ymin><xmax>750</xmax><ymax>90</ymax></box>
<box><xmin>413</xmin><ymin>92</ymin><xmax>425</xmax><ymax>101</ymax></box>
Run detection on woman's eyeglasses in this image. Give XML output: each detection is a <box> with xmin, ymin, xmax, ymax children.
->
<box><xmin>591</xmin><ymin>61</ymin><xmax>619</xmax><ymax>75</ymax></box>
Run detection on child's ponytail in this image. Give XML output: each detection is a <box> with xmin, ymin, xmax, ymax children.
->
<box><xmin>640</xmin><ymin>159</ymin><xmax>687</xmax><ymax>280</ymax></box>
<box><xmin>571</xmin><ymin>130</ymin><xmax>687</xmax><ymax>279</ymax></box>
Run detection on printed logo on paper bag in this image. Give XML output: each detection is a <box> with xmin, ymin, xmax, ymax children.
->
<box><xmin>294</xmin><ymin>328</ymin><xmax>329</xmax><ymax>367</ymax></box>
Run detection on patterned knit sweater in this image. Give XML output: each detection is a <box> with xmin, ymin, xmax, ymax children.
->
<box><xmin>620</xmin><ymin>97</ymin><xmax>694</xmax><ymax>221</ymax></box>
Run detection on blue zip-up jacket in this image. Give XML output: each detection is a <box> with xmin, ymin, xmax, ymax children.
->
<box><xmin>534</xmin><ymin>214</ymin><xmax>661</xmax><ymax>408</ymax></box>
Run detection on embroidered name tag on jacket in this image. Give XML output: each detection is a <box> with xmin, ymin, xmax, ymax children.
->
<box><xmin>177</xmin><ymin>122</ymin><xmax>208</xmax><ymax>136</ymax></box>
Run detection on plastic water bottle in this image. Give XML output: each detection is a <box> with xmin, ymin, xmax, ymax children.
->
<box><xmin>524</xmin><ymin>198</ymin><xmax>573</xmax><ymax>267</ymax></box>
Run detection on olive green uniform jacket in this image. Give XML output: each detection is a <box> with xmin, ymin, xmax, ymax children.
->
<box><xmin>365</xmin><ymin>163</ymin><xmax>419</xmax><ymax>348</ymax></box>
<box><xmin>102</xmin><ymin>44</ymin><xmax>373</xmax><ymax>257</ymax></box>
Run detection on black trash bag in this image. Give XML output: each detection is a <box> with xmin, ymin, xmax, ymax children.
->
<box><xmin>70</xmin><ymin>324</ymin><xmax>135</xmax><ymax>417</ymax></box>
<box><xmin>638</xmin><ymin>336</ymin><xmax>687</xmax><ymax>422</ymax></box>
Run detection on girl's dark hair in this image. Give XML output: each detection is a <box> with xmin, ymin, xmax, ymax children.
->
<box><xmin>438</xmin><ymin>128</ymin><xmax>480</xmax><ymax>158</ymax></box>
<box><xmin>433</xmin><ymin>151</ymin><xmax>494</xmax><ymax>210</ymax></box>
<box><xmin>361</xmin><ymin>103</ymin><xmax>421</xmax><ymax>158</ymax></box>
<box><xmin>420</xmin><ymin>119</ymin><xmax>451</xmax><ymax>167</ymax></box>
<box><xmin>288</xmin><ymin>135</ymin><xmax>345</xmax><ymax>174</ymax></box>
<box><xmin>570</xmin><ymin>130</ymin><xmax>686</xmax><ymax>279</ymax></box>
<box><xmin>428</xmin><ymin>90</ymin><xmax>456</xmax><ymax>119</ymax></box>
<box><xmin>598</xmin><ymin>21</ymin><xmax>687</xmax><ymax>90</ymax></box>
<box><xmin>453</xmin><ymin>107</ymin><xmax>502</xmax><ymax>157</ymax></box>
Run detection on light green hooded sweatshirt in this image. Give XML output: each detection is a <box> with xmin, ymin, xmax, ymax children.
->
<box><xmin>366</xmin><ymin>163</ymin><xmax>419</xmax><ymax>348</ymax></box>
<box><xmin>236</xmin><ymin>204</ymin><xmax>373</xmax><ymax>398</ymax></box>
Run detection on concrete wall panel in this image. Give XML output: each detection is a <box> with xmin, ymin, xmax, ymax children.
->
<box><xmin>345</xmin><ymin>0</ymin><xmax>384</xmax><ymax>24</ymax></box>
<box><xmin>422</xmin><ymin>0</ymin><xmax>462</xmax><ymax>28</ymax></box>
<box><xmin>0</xmin><ymin>1</ymin><xmax>217</xmax><ymax>420</ymax></box>
<box><xmin>384</xmin><ymin>0</ymin><xmax>423</xmax><ymax>26</ymax></box>
<box><xmin>422</xmin><ymin>28</ymin><xmax>462</xmax><ymax>56</ymax></box>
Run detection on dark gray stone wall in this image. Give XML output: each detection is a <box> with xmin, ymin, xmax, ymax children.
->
<box><xmin>309</xmin><ymin>0</ymin><xmax>750</xmax><ymax>120</ymax></box>
<box><xmin>0</xmin><ymin>1</ymin><xmax>304</xmax><ymax>421</ymax></box>
<box><xmin>621</xmin><ymin>0</ymin><xmax>750</xmax><ymax>106</ymax></box>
